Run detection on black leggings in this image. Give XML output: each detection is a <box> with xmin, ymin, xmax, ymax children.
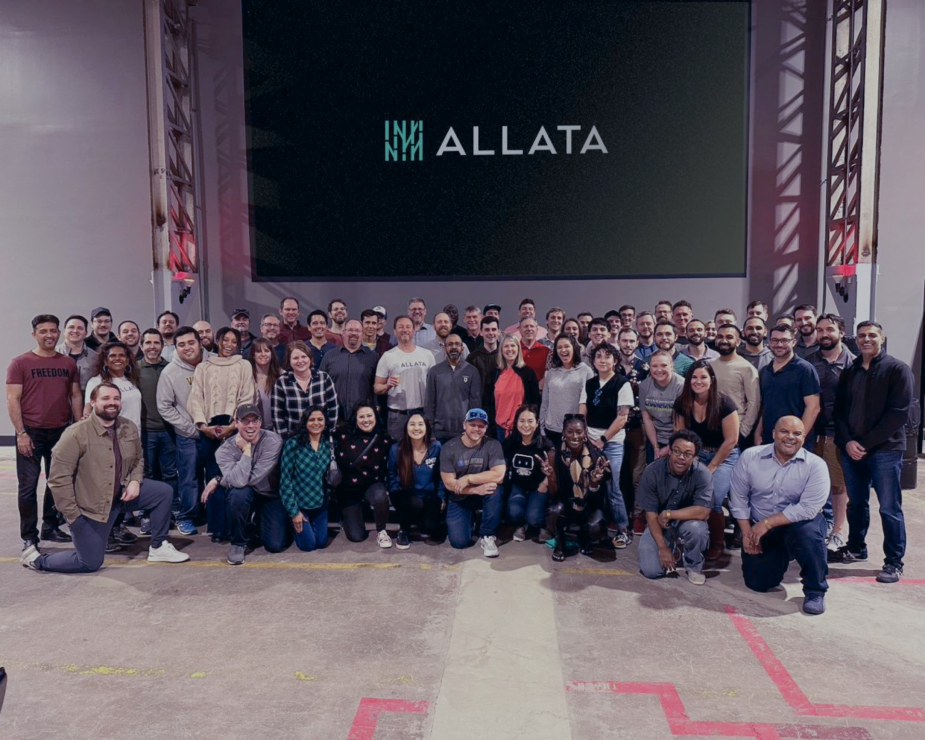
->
<box><xmin>392</xmin><ymin>490</ymin><xmax>443</xmax><ymax>535</ymax></box>
<box><xmin>338</xmin><ymin>482</ymin><xmax>390</xmax><ymax>541</ymax></box>
<box><xmin>547</xmin><ymin>498</ymin><xmax>606</xmax><ymax>550</ymax></box>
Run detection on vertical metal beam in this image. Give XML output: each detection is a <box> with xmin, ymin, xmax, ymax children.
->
<box><xmin>144</xmin><ymin>0</ymin><xmax>202</xmax><ymax>317</ymax></box>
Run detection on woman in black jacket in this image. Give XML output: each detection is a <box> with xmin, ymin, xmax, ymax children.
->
<box><xmin>484</xmin><ymin>334</ymin><xmax>540</xmax><ymax>442</ymax></box>
<box><xmin>333</xmin><ymin>402</ymin><xmax>393</xmax><ymax>547</ymax></box>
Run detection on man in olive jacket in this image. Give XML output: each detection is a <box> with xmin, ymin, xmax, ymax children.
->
<box><xmin>21</xmin><ymin>382</ymin><xmax>190</xmax><ymax>573</ymax></box>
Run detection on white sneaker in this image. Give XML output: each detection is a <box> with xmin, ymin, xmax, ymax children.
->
<box><xmin>686</xmin><ymin>568</ymin><xmax>706</xmax><ymax>585</ymax></box>
<box><xmin>376</xmin><ymin>530</ymin><xmax>393</xmax><ymax>549</ymax></box>
<box><xmin>827</xmin><ymin>532</ymin><xmax>846</xmax><ymax>553</ymax></box>
<box><xmin>21</xmin><ymin>544</ymin><xmax>41</xmax><ymax>570</ymax></box>
<box><xmin>147</xmin><ymin>541</ymin><xmax>190</xmax><ymax>563</ymax></box>
<box><xmin>480</xmin><ymin>535</ymin><xmax>500</xmax><ymax>558</ymax></box>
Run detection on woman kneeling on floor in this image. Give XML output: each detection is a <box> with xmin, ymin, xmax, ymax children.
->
<box><xmin>544</xmin><ymin>413</ymin><xmax>610</xmax><ymax>562</ymax></box>
<box><xmin>388</xmin><ymin>413</ymin><xmax>445</xmax><ymax>549</ymax></box>
<box><xmin>280</xmin><ymin>407</ymin><xmax>333</xmax><ymax>552</ymax></box>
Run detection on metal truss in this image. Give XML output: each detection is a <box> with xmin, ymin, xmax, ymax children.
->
<box><xmin>145</xmin><ymin>0</ymin><xmax>202</xmax><ymax>311</ymax></box>
<box><xmin>824</xmin><ymin>0</ymin><xmax>884</xmax><ymax>268</ymax></box>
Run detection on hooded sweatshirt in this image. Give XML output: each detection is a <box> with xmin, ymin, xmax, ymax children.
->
<box><xmin>156</xmin><ymin>349</ymin><xmax>211</xmax><ymax>439</ymax></box>
<box><xmin>188</xmin><ymin>354</ymin><xmax>256</xmax><ymax>426</ymax></box>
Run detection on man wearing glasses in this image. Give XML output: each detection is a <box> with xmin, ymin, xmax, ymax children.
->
<box><xmin>636</xmin><ymin>430</ymin><xmax>712</xmax><ymax>584</ymax></box>
<box><xmin>754</xmin><ymin>324</ymin><xmax>820</xmax><ymax>446</ymax></box>
<box><xmin>259</xmin><ymin>314</ymin><xmax>287</xmax><ymax>365</ymax></box>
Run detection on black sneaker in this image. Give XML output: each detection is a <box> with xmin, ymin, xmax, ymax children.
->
<box><xmin>842</xmin><ymin>550</ymin><xmax>868</xmax><ymax>563</ymax></box>
<box><xmin>105</xmin><ymin>533</ymin><xmax>123</xmax><ymax>553</ymax></box>
<box><xmin>876</xmin><ymin>564</ymin><xmax>903</xmax><ymax>583</ymax></box>
<box><xmin>395</xmin><ymin>531</ymin><xmax>411</xmax><ymax>550</ymax></box>
<box><xmin>22</xmin><ymin>538</ymin><xmax>40</xmax><ymax>551</ymax></box>
<box><xmin>112</xmin><ymin>524</ymin><xmax>138</xmax><ymax>545</ymax></box>
<box><xmin>40</xmin><ymin>528</ymin><xmax>72</xmax><ymax>543</ymax></box>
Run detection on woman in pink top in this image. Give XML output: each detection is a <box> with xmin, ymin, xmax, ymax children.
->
<box><xmin>484</xmin><ymin>334</ymin><xmax>540</xmax><ymax>442</ymax></box>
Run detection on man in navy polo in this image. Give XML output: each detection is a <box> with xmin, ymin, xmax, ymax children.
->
<box><xmin>755</xmin><ymin>324</ymin><xmax>820</xmax><ymax>446</ymax></box>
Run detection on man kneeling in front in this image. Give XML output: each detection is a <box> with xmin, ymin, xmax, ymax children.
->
<box><xmin>21</xmin><ymin>382</ymin><xmax>189</xmax><ymax>572</ymax></box>
<box><xmin>729</xmin><ymin>415</ymin><xmax>830</xmax><ymax>615</ymax></box>
<box><xmin>637</xmin><ymin>429</ymin><xmax>712</xmax><ymax>584</ymax></box>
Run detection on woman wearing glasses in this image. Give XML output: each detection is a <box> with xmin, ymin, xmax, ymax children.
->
<box><xmin>540</xmin><ymin>335</ymin><xmax>593</xmax><ymax>447</ymax></box>
<box><xmin>484</xmin><ymin>334</ymin><xmax>540</xmax><ymax>442</ymax></box>
<box><xmin>578</xmin><ymin>344</ymin><xmax>635</xmax><ymax>549</ymax></box>
<box><xmin>542</xmin><ymin>413</ymin><xmax>610</xmax><ymax>561</ymax></box>
<box><xmin>672</xmin><ymin>359</ymin><xmax>740</xmax><ymax>561</ymax></box>
<box><xmin>503</xmin><ymin>405</ymin><xmax>555</xmax><ymax>543</ymax></box>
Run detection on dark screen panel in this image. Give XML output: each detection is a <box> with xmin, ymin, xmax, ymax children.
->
<box><xmin>243</xmin><ymin>0</ymin><xmax>750</xmax><ymax>280</ymax></box>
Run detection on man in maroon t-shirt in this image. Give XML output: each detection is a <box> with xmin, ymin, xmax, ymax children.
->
<box><xmin>6</xmin><ymin>314</ymin><xmax>83</xmax><ymax>550</ymax></box>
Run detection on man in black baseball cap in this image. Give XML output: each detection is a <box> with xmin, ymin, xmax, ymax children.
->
<box><xmin>231</xmin><ymin>308</ymin><xmax>257</xmax><ymax>356</ymax></box>
<box><xmin>86</xmin><ymin>307</ymin><xmax>117</xmax><ymax>351</ymax></box>
<box><xmin>200</xmin><ymin>402</ymin><xmax>285</xmax><ymax>565</ymax></box>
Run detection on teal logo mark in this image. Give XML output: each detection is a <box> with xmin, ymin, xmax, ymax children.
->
<box><xmin>385</xmin><ymin>120</ymin><xmax>423</xmax><ymax>162</ymax></box>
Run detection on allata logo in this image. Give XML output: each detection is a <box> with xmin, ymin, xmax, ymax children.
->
<box><xmin>384</xmin><ymin>121</ymin><xmax>607</xmax><ymax>161</ymax></box>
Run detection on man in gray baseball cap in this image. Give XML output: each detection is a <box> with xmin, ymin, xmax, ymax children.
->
<box><xmin>201</xmin><ymin>402</ymin><xmax>285</xmax><ymax>565</ymax></box>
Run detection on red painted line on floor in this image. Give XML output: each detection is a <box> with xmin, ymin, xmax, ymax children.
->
<box><xmin>724</xmin><ymin>604</ymin><xmax>925</xmax><ymax>722</ymax></box>
<box><xmin>833</xmin><ymin>576</ymin><xmax>925</xmax><ymax>585</ymax></box>
<box><xmin>346</xmin><ymin>698</ymin><xmax>429</xmax><ymax>740</ymax></box>
<box><xmin>567</xmin><ymin>681</ymin><xmax>871</xmax><ymax>739</ymax></box>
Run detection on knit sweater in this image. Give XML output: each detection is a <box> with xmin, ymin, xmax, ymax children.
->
<box><xmin>188</xmin><ymin>354</ymin><xmax>256</xmax><ymax>425</ymax></box>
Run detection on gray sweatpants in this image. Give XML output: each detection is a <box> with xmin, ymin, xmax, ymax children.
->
<box><xmin>35</xmin><ymin>480</ymin><xmax>174</xmax><ymax>573</ymax></box>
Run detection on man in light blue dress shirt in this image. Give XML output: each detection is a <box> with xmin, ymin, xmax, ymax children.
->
<box><xmin>729</xmin><ymin>415</ymin><xmax>830</xmax><ymax>615</ymax></box>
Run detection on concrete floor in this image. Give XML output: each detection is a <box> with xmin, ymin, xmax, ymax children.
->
<box><xmin>1</xmin><ymin>447</ymin><xmax>923</xmax><ymax>740</ymax></box>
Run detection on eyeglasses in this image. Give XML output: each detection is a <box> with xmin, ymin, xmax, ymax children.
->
<box><xmin>592</xmin><ymin>387</ymin><xmax>604</xmax><ymax>406</ymax></box>
<box><xmin>769</xmin><ymin>338</ymin><xmax>793</xmax><ymax>345</ymax></box>
<box><xmin>670</xmin><ymin>448</ymin><xmax>697</xmax><ymax>459</ymax></box>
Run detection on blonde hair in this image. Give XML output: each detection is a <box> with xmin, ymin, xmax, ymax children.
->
<box><xmin>496</xmin><ymin>333</ymin><xmax>525</xmax><ymax>370</ymax></box>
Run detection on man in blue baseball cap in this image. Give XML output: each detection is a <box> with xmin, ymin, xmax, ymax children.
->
<box><xmin>439</xmin><ymin>408</ymin><xmax>507</xmax><ymax>557</ymax></box>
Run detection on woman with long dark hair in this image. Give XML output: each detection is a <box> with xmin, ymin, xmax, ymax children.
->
<box><xmin>84</xmin><ymin>341</ymin><xmax>142</xmax><ymax>429</ymax></box>
<box><xmin>388</xmin><ymin>413</ymin><xmax>444</xmax><ymax>549</ymax></box>
<box><xmin>248</xmin><ymin>337</ymin><xmax>282</xmax><ymax>431</ymax></box>
<box><xmin>503</xmin><ymin>405</ymin><xmax>554</xmax><ymax>542</ymax></box>
<box><xmin>279</xmin><ymin>406</ymin><xmax>332</xmax><ymax>551</ymax></box>
<box><xmin>540</xmin><ymin>335</ymin><xmax>593</xmax><ymax>447</ymax></box>
<box><xmin>544</xmin><ymin>413</ymin><xmax>610</xmax><ymax>562</ymax></box>
<box><xmin>673</xmin><ymin>359</ymin><xmax>740</xmax><ymax>561</ymax></box>
<box><xmin>484</xmin><ymin>334</ymin><xmax>540</xmax><ymax>442</ymax></box>
<box><xmin>333</xmin><ymin>401</ymin><xmax>393</xmax><ymax>547</ymax></box>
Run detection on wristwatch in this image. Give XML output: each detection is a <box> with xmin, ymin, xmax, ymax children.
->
<box><xmin>600</xmin><ymin>434</ymin><xmax>608</xmax><ymax>443</ymax></box>
<box><xmin>15</xmin><ymin>430</ymin><xmax>28</xmax><ymax>437</ymax></box>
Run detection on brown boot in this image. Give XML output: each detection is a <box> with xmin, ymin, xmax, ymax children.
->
<box><xmin>706</xmin><ymin>511</ymin><xmax>726</xmax><ymax>562</ymax></box>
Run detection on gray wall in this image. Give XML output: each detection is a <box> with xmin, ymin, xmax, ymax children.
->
<box><xmin>192</xmin><ymin>0</ymin><xmax>827</xmax><ymax>328</ymax></box>
<box><xmin>875</xmin><ymin>0</ymin><xmax>925</xmax><ymax>396</ymax></box>
<box><xmin>0</xmin><ymin>1</ymin><xmax>155</xmax><ymax>435</ymax></box>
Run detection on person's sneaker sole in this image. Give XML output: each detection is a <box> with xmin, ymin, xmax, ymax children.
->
<box><xmin>395</xmin><ymin>541</ymin><xmax>411</xmax><ymax>550</ymax></box>
<box><xmin>875</xmin><ymin>569</ymin><xmax>902</xmax><ymax>584</ymax></box>
<box><xmin>512</xmin><ymin>528</ymin><xmax>527</xmax><ymax>542</ymax></box>
<box><xmin>686</xmin><ymin>569</ymin><xmax>706</xmax><ymax>585</ymax></box>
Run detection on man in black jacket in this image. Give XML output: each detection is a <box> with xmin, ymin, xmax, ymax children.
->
<box><xmin>834</xmin><ymin>321</ymin><xmax>914</xmax><ymax>583</ymax></box>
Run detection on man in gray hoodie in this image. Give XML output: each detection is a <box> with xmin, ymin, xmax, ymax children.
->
<box><xmin>201</xmin><ymin>403</ymin><xmax>285</xmax><ymax>565</ymax></box>
<box><xmin>156</xmin><ymin>326</ymin><xmax>210</xmax><ymax>535</ymax></box>
<box><xmin>424</xmin><ymin>334</ymin><xmax>482</xmax><ymax>442</ymax></box>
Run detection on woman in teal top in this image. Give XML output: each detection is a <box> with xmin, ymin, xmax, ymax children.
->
<box><xmin>279</xmin><ymin>406</ymin><xmax>332</xmax><ymax>551</ymax></box>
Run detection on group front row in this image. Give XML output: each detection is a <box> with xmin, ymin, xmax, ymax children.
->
<box><xmin>22</xmin><ymin>381</ymin><xmax>836</xmax><ymax>615</ymax></box>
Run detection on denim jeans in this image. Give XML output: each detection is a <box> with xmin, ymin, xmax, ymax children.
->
<box><xmin>198</xmin><ymin>435</ymin><xmax>224</xmax><ymax>535</ymax></box>
<box><xmin>16</xmin><ymin>425</ymin><xmax>66</xmax><ymax>541</ymax></box>
<box><xmin>741</xmin><ymin>514</ymin><xmax>828</xmax><ymax>596</ymax></box>
<box><xmin>601</xmin><ymin>439</ymin><xmax>628</xmax><ymax>529</ymax></box>
<box><xmin>840</xmin><ymin>449</ymin><xmax>906</xmax><ymax>567</ymax></box>
<box><xmin>175</xmin><ymin>435</ymin><xmax>201</xmax><ymax>526</ymax></box>
<box><xmin>446</xmin><ymin>490</ymin><xmax>504</xmax><ymax>548</ymax></box>
<box><xmin>638</xmin><ymin>519</ymin><xmax>709</xmax><ymax>577</ymax></box>
<box><xmin>143</xmin><ymin>429</ymin><xmax>178</xmax><ymax>503</ymax></box>
<box><xmin>293</xmin><ymin>505</ymin><xmax>329</xmax><ymax>551</ymax></box>
<box><xmin>507</xmin><ymin>485</ymin><xmax>549</xmax><ymax>529</ymax></box>
<box><xmin>225</xmin><ymin>487</ymin><xmax>292</xmax><ymax>552</ymax></box>
<box><xmin>698</xmin><ymin>447</ymin><xmax>740</xmax><ymax>512</ymax></box>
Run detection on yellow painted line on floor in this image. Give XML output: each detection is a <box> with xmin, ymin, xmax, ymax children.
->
<box><xmin>558</xmin><ymin>566</ymin><xmax>635</xmax><ymax>576</ymax></box>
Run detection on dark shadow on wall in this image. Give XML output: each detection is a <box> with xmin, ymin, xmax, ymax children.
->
<box><xmin>748</xmin><ymin>0</ymin><xmax>827</xmax><ymax>315</ymax></box>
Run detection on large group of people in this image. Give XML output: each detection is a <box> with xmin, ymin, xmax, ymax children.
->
<box><xmin>7</xmin><ymin>296</ymin><xmax>915</xmax><ymax>615</ymax></box>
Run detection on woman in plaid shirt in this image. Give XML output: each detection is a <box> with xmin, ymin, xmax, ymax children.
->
<box><xmin>272</xmin><ymin>341</ymin><xmax>339</xmax><ymax>438</ymax></box>
<box><xmin>279</xmin><ymin>406</ymin><xmax>332</xmax><ymax>551</ymax></box>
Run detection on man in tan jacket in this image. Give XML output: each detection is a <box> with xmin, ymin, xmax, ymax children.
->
<box><xmin>21</xmin><ymin>382</ymin><xmax>190</xmax><ymax>572</ymax></box>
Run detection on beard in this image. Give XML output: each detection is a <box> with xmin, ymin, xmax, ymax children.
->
<box><xmin>716</xmin><ymin>343</ymin><xmax>736</xmax><ymax>356</ymax></box>
<box><xmin>95</xmin><ymin>407</ymin><xmax>120</xmax><ymax>421</ymax></box>
<box><xmin>744</xmin><ymin>334</ymin><xmax>764</xmax><ymax>347</ymax></box>
<box><xmin>817</xmin><ymin>335</ymin><xmax>839</xmax><ymax>350</ymax></box>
